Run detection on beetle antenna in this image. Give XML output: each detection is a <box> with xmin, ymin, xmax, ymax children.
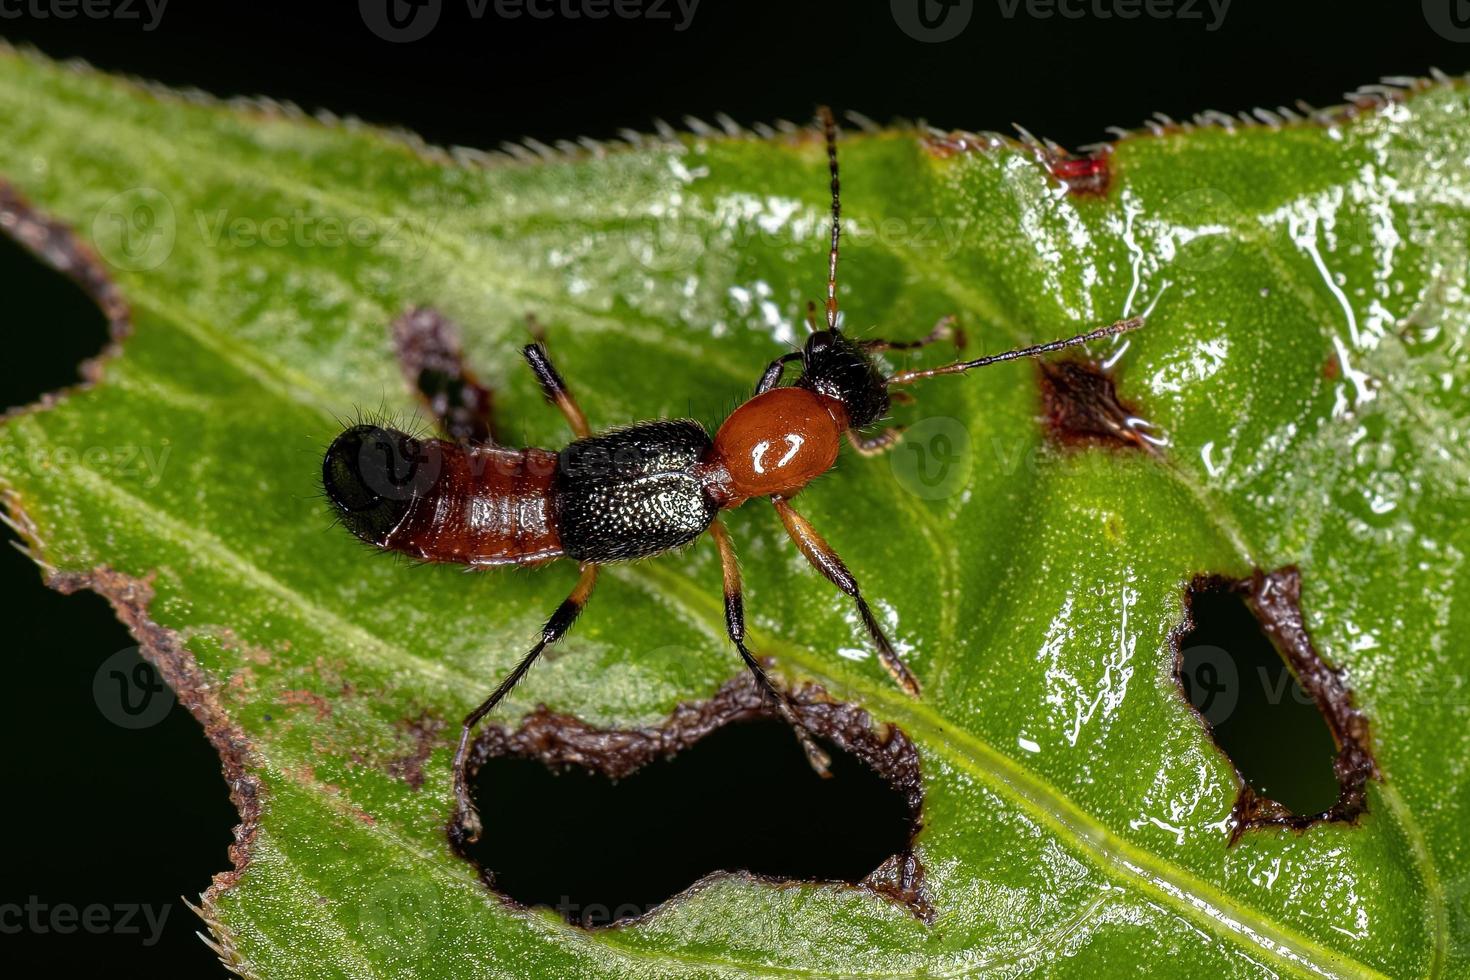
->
<box><xmin>818</xmin><ymin>105</ymin><xmax>841</xmax><ymax>333</ymax></box>
<box><xmin>885</xmin><ymin>316</ymin><xmax>1144</xmax><ymax>386</ymax></box>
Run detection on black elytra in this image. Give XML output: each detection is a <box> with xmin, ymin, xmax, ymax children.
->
<box><xmin>555</xmin><ymin>420</ymin><xmax>718</xmax><ymax>562</ymax></box>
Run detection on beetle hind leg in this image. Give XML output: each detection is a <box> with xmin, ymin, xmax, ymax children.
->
<box><xmin>709</xmin><ymin>519</ymin><xmax>832</xmax><ymax>778</ymax></box>
<box><xmin>452</xmin><ymin>563</ymin><xmax>599</xmax><ymax>844</ymax></box>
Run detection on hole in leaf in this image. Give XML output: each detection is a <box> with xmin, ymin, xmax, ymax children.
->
<box><xmin>453</xmin><ymin>675</ymin><xmax>927</xmax><ymax>927</ymax></box>
<box><xmin>0</xmin><ymin>543</ymin><xmax>238</xmax><ymax>973</ymax></box>
<box><xmin>0</xmin><ymin>185</ymin><xmax>125</xmax><ymax>409</ymax></box>
<box><xmin>1038</xmin><ymin>359</ymin><xmax>1161</xmax><ymax>452</ymax></box>
<box><xmin>1174</xmin><ymin>568</ymin><xmax>1378</xmax><ymax>841</ymax></box>
<box><xmin>1177</xmin><ymin>586</ymin><xmax>1340</xmax><ymax>813</ymax></box>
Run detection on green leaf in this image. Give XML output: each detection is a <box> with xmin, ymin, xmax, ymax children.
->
<box><xmin>1</xmin><ymin>45</ymin><xmax>1467</xmax><ymax>978</ymax></box>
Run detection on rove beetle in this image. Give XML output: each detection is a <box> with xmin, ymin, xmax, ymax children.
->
<box><xmin>322</xmin><ymin>108</ymin><xmax>1142</xmax><ymax>838</ymax></box>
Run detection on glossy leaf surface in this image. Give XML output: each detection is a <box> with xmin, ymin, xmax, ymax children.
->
<box><xmin>1</xmin><ymin>48</ymin><xmax>1467</xmax><ymax>978</ymax></box>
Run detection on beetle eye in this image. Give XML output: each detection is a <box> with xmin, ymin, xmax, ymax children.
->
<box><xmin>804</xmin><ymin>330</ymin><xmax>834</xmax><ymax>357</ymax></box>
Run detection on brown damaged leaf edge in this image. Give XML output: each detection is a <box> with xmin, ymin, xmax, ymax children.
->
<box><xmin>1174</xmin><ymin>567</ymin><xmax>1379</xmax><ymax>844</ymax></box>
<box><xmin>47</xmin><ymin>565</ymin><xmax>261</xmax><ymax>959</ymax></box>
<box><xmin>0</xmin><ymin>188</ymin><xmax>255</xmax><ymax>969</ymax></box>
<box><xmin>1039</xmin><ymin>357</ymin><xmax>1160</xmax><ymax>453</ymax></box>
<box><xmin>452</xmin><ymin>670</ymin><xmax>932</xmax><ymax>924</ymax></box>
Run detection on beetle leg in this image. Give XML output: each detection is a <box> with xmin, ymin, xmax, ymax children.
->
<box><xmin>708</xmin><ymin>519</ymin><xmax>832</xmax><ymax>778</ymax></box>
<box><xmin>452</xmin><ymin>563</ymin><xmax>598</xmax><ymax>843</ymax></box>
<box><xmin>755</xmin><ymin>352</ymin><xmax>803</xmax><ymax>395</ymax></box>
<box><xmin>845</xmin><ymin>427</ymin><xmax>906</xmax><ymax>456</ymax></box>
<box><xmin>860</xmin><ymin>314</ymin><xmax>966</xmax><ymax>354</ymax></box>
<box><xmin>771</xmin><ymin>497</ymin><xmax>921</xmax><ymax>697</ymax></box>
<box><xmin>521</xmin><ymin>341</ymin><xmax>591</xmax><ymax>439</ymax></box>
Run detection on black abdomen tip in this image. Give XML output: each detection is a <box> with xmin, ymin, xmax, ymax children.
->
<box><xmin>322</xmin><ymin>424</ymin><xmax>440</xmax><ymax>545</ymax></box>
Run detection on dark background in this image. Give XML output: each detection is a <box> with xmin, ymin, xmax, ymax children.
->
<box><xmin>0</xmin><ymin>1</ymin><xmax>1462</xmax><ymax>973</ymax></box>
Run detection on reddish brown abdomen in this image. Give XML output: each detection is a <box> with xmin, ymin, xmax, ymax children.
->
<box><xmin>392</xmin><ymin>445</ymin><xmax>563</xmax><ymax>566</ymax></box>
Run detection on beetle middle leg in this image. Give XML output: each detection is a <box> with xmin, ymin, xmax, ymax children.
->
<box><xmin>452</xmin><ymin>562</ymin><xmax>599</xmax><ymax>842</ymax></box>
<box><xmin>860</xmin><ymin>314</ymin><xmax>966</xmax><ymax>354</ymax></box>
<box><xmin>845</xmin><ymin>427</ymin><xmax>906</xmax><ymax>456</ymax></box>
<box><xmin>708</xmin><ymin>519</ymin><xmax>832</xmax><ymax>777</ymax></box>
<box><xmin>771</xmin><ymin>497</ymin><xmax>921</xmax><ymax>697</ymax></box>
